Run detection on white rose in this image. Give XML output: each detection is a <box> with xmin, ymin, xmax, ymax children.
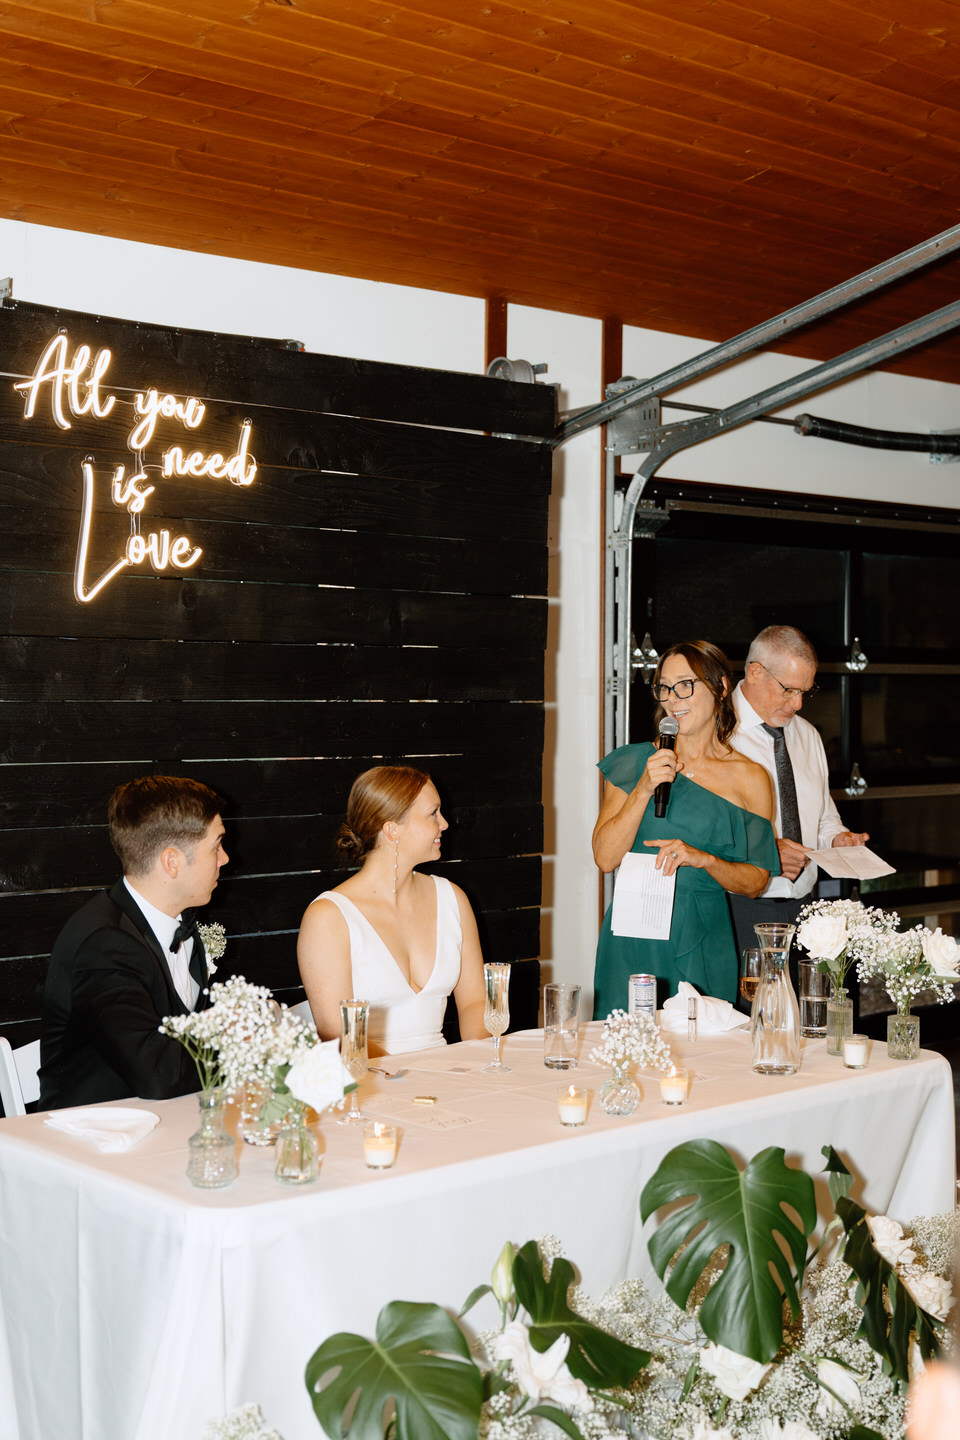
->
<box><xmin>903</xmin><ymin>1270</ymin><xmax>953</xmax><ymax>1321</ymax></box>
<box><xmin>796</xmin><ymin>914</ymin><xmax>847</xmax><ymax>962</ymax></box>
<box><xmin>758</xmin><ymin>1421</ymin><xmax>820</xmax><ymax>1440</ymax></box>
<box><xmin>866</xmin><ymin>1214</ymin><xmax>917</xmax><ymax>1266</ymax></box>
<box><xmin>492</xmin><ymin>1321</ymin><xmax>593</xmax><ymax>1411</ymax></box>
<box><xmin>922</xmin><ymin>928</ymin><xmax>960</xmax><ymax>976</ymax></box>
<box><xmin>284</xmin><ymin>1038</ymin><xmax>353</xmax><ymax>1112</ymax></box>
<box><xmin>690</xmin><ymin>1416</ymin><xmax>735</xmax><ymax>1440</ymax></box>
<box><xmin>699</xmin><ymin>1343</ymin><xmax>771</xmax><ymax>1401</ymax></box>
<box><xmin>816</xmin><ymin>1358</ymin><xmax>861</xmax><ymax>1415</ymax></box>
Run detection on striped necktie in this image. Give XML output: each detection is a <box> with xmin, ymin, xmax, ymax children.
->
<box><xmin>761</xmin><ymin>723</ymin><xmax>802</xmax><ymax>843</ymax></box>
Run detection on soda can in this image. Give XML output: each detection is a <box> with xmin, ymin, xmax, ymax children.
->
<box><xmin>628</xmin><ymin>973</ymin><xmax>656</xmax><ymax>1018</ymax></box>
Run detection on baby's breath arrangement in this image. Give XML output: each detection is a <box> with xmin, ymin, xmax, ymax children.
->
<box><xmin>796</xmin><ymin>899</ymin><xmax>900</xmax><ymax>994</ymax></box>
<box><xmin>589</xmin><ymin>1009</ymin><xmax>674</xmax><ymax>1073</ymax></box>
<box><xmin>857</xmin><ymin>924</ymin><xmax>960</xmax><ymax>1017</ymax></box>
<box><xmin>202</xmin><ymin>1403</ymin><xmax>284</xmax><ymax>1440</ymax></box>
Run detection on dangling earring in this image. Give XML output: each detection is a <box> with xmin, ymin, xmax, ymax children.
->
<box><xmin>393</xmin><ymin>838</ymin><xmax>399</xmax><ymax>896</ymax></box>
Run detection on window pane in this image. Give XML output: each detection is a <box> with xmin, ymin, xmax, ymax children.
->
<box><xmin>863</xmin><ymin>553</ymin><xmax>960</xmax><ymax>652</ymax></box>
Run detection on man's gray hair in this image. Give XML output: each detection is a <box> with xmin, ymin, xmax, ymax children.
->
<box><xmin>746</xmin><ymin>625</ymin><xmax>818</xmax><ymax>672</ymax></box>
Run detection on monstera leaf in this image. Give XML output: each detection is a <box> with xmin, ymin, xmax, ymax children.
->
<box><xmin>305</xmin><ymin>1300</ymin><xmax>482</xmax><ymax>1440</ymax></box>
<box><xmin>513</xmin><ymin>1240</ymin><xmax>650</xmax><ymax>1387</ymax></box>
<box><xmin>640</xmin><ymin>1140</ymin><xmax>817</xmax><ymax>1363</ymax></box>
<box><xmin>836</xmin><ymin>1195</ymin><xmax>942</xmax><ymax>1386</ymax></box>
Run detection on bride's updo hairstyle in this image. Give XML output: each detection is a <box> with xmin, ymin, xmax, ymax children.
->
<box><xmin>336</xmin><ymin>766</ymin><xmax>432</xmax><ymax>865</ymax></box>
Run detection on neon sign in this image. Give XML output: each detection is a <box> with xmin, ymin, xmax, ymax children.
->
<box><xmin>14</xmin><ymin>334</ymin><xmax>257</xmax><ymax>602</ymax></box>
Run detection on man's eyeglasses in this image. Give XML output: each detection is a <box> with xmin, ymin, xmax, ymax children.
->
<box><xmin>757</xmin><ymin>662</ymin><xmax>819</xmax><ymax>700</ymax></box>
<box><xmin>651</xmin><ymin>678</ymin><xmax>699</xmax><ymax>702</ymax></box>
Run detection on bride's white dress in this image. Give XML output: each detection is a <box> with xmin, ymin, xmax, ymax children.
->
<box><xmin>314</xmin><ymin>874</ymin><xmax>462</xmax><ymax>1054</ymax></box>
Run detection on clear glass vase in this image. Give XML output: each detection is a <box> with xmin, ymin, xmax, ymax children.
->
<box><xmin>599</xmin><ymin>1065</ymin><xmax>641</xmax><ymax>1116</ymax></box>
<box><xmin>186</xmin><ymin>1089</ymin><xmax>238</xmax><ymax>1189</ymax></box>
<box><xmin>887</xmin><ymin>1010</ymin><xmax>920</xmax><ymax>1061</ymax></box>
<box><xmin>751</xmin><ymin>923</ymin><xmax>800</xmax><ymax>1075</ymax></box>
<box><xmin>274</xmin><ymin>1104</ymin><xmax>321</xmax><ymax>1184</ymax></box>
<box><xmin>825</xmin><ymin>987</ymin><xmax>854</xmax><ymax>1056</ymax></box>
<box><xmin>238</xmin><ymin>1082</ymin><xmax>288</xmax><ymax>1146</ymax></box>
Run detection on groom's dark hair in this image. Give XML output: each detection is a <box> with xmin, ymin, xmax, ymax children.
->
<box><xmin>108</xmin><ymin>775</ymin><xmax>222</xmax><ymax>876</ymax></box>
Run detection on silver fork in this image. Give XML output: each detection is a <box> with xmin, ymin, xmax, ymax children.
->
<box><xmin>368</xmin><ymin>1065</ymin><xmax>409</xmax><ymax>1080</ymax></box>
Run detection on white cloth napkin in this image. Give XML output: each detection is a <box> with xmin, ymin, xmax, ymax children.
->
<box><xmin>661</xmin><ymin>982</ymin><xmax>744</xmax><ymax>1034</ymax></box>
<box><xmin>44</xmin><ymin>1106</ymin><xmax>160</xmax><ymax>1153</ymax></box>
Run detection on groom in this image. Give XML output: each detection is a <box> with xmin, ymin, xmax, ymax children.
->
<box><xmin>39</xmin><ymin>775</ymin><xmax>229</xmax><ymax>1111</ymax></box>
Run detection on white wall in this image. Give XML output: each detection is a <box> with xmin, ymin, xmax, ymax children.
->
<box><xmin>621</xmin><ymin>324</ymin><xmax>960</xmax><ymax>510</ymax></box>
<box><xmin>4</xmin><ymin>218</ymin><xmax>960</xmax><ymax>1009</ymax></box>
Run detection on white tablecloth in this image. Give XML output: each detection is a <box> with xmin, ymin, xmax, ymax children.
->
<box><xmin>0</xmin><ymin>1025</ymin><xmax>954</xmax><ymax>1440</ymax></box>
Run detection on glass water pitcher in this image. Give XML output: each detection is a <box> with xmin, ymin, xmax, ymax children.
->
<box><xmin>750</xmin><ymin>922</ymin><xmax>800</xmax><ymax>1076</ymax></box>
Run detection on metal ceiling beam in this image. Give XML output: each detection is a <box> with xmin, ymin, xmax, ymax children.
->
<box><xmin>554</xmin><ymin>220</ymin><xmax>960</xmax><ymax>448</ymax></box>
<box><xmin>599</xmin><ymin>285</ymin><xmax>960</xmax><ymax>752</ymax></box>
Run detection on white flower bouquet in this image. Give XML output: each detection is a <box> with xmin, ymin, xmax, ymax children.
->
<box><xmin>856</xmin><ymin>923</ymin><xmax>960</xmax><ymax>1018</ymax></box>
<box><xmin>795</xmin><ymin>898</ymin><xmax>899</xmax><ymax>994</ymax></box>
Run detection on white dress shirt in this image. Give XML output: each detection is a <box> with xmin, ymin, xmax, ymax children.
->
<box><xmin>730</xmin><ymin>682</ymin><xmax>847</xmax><ymax>900</ymax></box>
<box><xmin>123</xmin><ymin>878</ymin><xmax>200</xmax><ymax>1010</ymax></box>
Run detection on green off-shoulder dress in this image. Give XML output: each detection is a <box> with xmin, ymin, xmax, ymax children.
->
<box><xmin>592</xmin><ymin>743</ymin><xmax>780</xmax><ymax>1017</ymax></box>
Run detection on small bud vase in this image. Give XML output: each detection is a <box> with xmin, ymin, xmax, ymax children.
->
<box><xmin>825</xmin><ymin>987</ymin><xmax>854</xmax><ymax>1056</ymax></box>
<box><xmin>599</xmin><ymin>1065</ymin><xmax>641</xmax><ymax>1116</ymax></box>
<box><xmin>274</xmin><ymin>1103</ymin><xmax>321</xmax><ymax>1184</ymax></box>
<box><xmin>887</xmin><ymin>1010</ymin><xmax>920</xmax><ymax>1061</ymax></box>
<box><xmin>186</xmin><ymin>1088</ymin><xmax>238</xmax><ymax>1189</ymax></box>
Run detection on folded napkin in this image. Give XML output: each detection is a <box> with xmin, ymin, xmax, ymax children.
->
<box><xmin>661</xmin><ymin>982</ymin><xmax>744</xmax><ymax>1034</ymax></box>
<box><xmin>44</xmin><ymin>1106</ymin><xmax>160</xmax><ymax>1153</ymax></box>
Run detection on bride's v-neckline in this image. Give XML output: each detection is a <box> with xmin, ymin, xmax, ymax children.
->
<box><xmin>340</xmin><ymin>878</ymin><xmax>441</xmax><ymax>996</ymax></box>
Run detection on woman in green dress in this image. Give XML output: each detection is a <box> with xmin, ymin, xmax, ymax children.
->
<box><xmin>593</xmin><ymin>640</ymin><xmax>779</xmax><ymax>1016</ymax></box>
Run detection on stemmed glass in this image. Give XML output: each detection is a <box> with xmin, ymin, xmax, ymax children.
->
<box><xmin>739</xmin><ymin>948</ymin><xmax>763</xmax><ymax>1007</ymax></box>
<box><xmin>337</xmin><ymin>998</ymin><xmax>369</xmax><ymax>1125</ymax></box>
<box><xmin>483</xmin><ymin>963</ymin><xmax>511</xmax><ymax>1073</ymax></box>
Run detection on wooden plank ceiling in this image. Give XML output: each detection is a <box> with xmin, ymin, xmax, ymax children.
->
<box><xmin>2</xmin><ymin>0</ymin><xmax>960</xmax><ymax>381</ymax></box>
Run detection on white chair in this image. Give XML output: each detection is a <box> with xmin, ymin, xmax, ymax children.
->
<box><xmin>287</xmin><ymin>999</ymin><xmax>317</xmax><ymax>1032</ymax></box>
<box><xmin>0</xmin><ymin>1038</ymin><xmax>41</xmax><ymax>1118</ymax></box>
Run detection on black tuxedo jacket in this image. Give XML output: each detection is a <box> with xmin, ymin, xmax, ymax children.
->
<box><xmin>38</xmin><ymin>880</ymin><xmax>211</xmax><ymax>1111</ymax></box>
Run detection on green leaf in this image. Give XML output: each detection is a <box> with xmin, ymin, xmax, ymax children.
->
<box><xmin>836</xmin><ymin>1197</ymin><xmax>942</xmax><ymax>1386</ymax></box>
<box><xmin>458</xmin><ymin>1283</ymin><xmax>492</xmax><ymax>1318</ymax></box>
<box><xmin>848</xmin><ymin>1427</ymin><xmax>886</xmax><ymax>1440</ymax></box>
<box><xmin>513</xmin><ymin>1241</ymin><xmax>650</xmax><ymax>1387</ymax></box>
<box><xmin>640</xmin><ymin>1140</ymin><xmax>817</xmax><ymax>1363</ymax></box>
<box><xmin>527</xmin><ymin>1404</ymin><xmax>587</xmax><ymax>1439</ymax></box>
<box><xmin>821</xmin><ymin>1145</ymin><xmax>854</xmax><ymax>1208</ymax></box>
<box><xmin>305</xmin><ymin>1300</ymin><xmax>482</xmax><ymax>1440</ymax></box>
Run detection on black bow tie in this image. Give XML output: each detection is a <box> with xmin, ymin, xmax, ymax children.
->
<box><xmin>170</xmin><ymin>911</ymin><xmax>209</xmax><ymax>996</ymax></box>
<box><xmin>170</xmin><ymin>912</ymin><xmax>201</xmax><ymax>954</ymax></box>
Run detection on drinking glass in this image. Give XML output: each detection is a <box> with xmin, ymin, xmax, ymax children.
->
<box><xmin>483</xmin><ymin>963</ymin><xmax>511</xmax><ymax>1072</ymax></box>
<box><xmin>337</xmin><ymin>998</ymin><xmax>369</xmax><ymax>1124</ymax></box>
<box><xmin>739</xmin><ymin>948</ymin><xmax>763</xmax><ymax>1006</ymax></box>
<box><xmin>543</xmin><ymin>982</ymin><xmax>581</xmax><ymax>1068</ymax></box>
<box><xmin>798</xmin><ymin>959</ymin><xmax>829</xmax><ymax>1038</ymax></box>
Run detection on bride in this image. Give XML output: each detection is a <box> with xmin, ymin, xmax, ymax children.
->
<box><xmin>297</xmin><ymin>766</ymin><xmax>488</xmax><ymax>1054</ymax></box>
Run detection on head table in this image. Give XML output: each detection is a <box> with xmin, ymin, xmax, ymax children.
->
<box><xmin>0</xmin><ymin>1022</ymin><xmax>954</xmax><ymax>1440</ymax></box>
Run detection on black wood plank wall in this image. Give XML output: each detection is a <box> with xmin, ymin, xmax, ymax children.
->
<box><xmin>0</xmin><ymin>299</ymin><xmax>556</xmax><ymax>1049</ymax></box>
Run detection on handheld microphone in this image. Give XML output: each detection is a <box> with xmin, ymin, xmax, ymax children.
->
<box><xmin>654</xmin><ymin>714</ymin><xmax>679</xmax><ymax>818</ymax></box>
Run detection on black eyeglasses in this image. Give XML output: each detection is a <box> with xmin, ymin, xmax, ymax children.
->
<box><xmin>758</xmin><ymin>662</ymin><xmax>819</xmax><ymax>700</ymax></box>
<box><xmin>651</xmin><ymin>678</ymin><xmax>699</xmax><ymax>702</ymax></box>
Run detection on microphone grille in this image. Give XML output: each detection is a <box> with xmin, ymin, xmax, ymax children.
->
<box><xmin>658</xmin><ymin>714</ymin><xmax>679</xmax><ymax>736</ymax></box>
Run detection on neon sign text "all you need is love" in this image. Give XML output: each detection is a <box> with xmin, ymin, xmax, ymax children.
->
<box><xmin>14</xmin><ymin>333</ymin><xmax>257</xmax><ymax>602</ymax></box>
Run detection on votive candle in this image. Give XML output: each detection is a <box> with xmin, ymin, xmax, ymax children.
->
<box><xmin>842</xmin><ymin>1034</ymin><xmax>869</xmax><ymax>1070</ymax></box>
<box><xmin>659</xmin><ymin>1067</ymin><xmax>689</xmax><ymax>1105</ymax></box>
<box><xmin>363</xmin><ymin>1121</ymin><xmax>398</xmax><ymax>1169</ymax></box>
<box><xmin>557</xmin><ymin>1084</ymin><xmax>587</xmax><ymax>1126</ymax></box>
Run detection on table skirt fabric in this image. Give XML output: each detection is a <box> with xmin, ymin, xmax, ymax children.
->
<box><xmin>0</xmin><ymin>1025</ymin><xmax>954</xmax><ymax>1440</ymax></box>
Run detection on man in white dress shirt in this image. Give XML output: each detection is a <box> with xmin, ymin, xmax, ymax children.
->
<box><xmin>727</xmin><ymin>625</ymin><xmax>869</xmax><ymax>953</ymax></box>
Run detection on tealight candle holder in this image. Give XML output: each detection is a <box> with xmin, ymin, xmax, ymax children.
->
<box><xmin>842</xmin><ymin>1034</ymin><xmax>869</xmax><ymax>1070</ymax></box>
<box><xmin>363</xmin><ymin>1121</ymin><xmax>398</xmax><ymax>1169</ymax></box>
<box><xmin>557</xmin><ymin>1084</ymin><xmax>587</xmax><ymax>1126</ymax></box>
<box><xmin>659</xmin><ymin>1067</ymin><xmax>689</xmax><ymax>1105</ymax></box>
